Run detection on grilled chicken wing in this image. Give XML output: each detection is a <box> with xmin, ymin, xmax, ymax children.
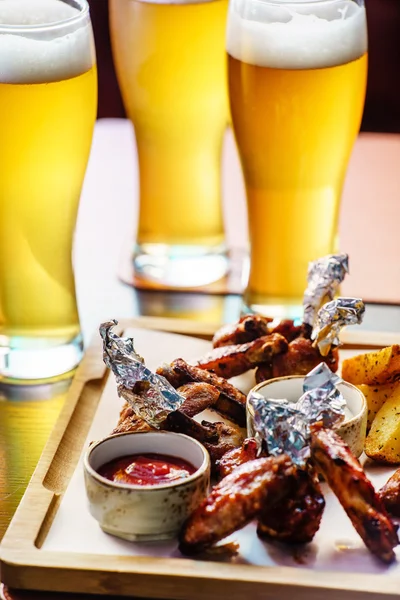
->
<box><xmin>271</xmin><ymin>337</ymin><xmax>339</xmax><ymax>379</ymax></box>
<box><xmin>212</xmin><ymin>315</ymin><xmax>272</xmax><ymax>348</ymax></box>
<box><xmin>111</xmin><ymin>402</ymin><xmax>153</xmax><ymax>435</ymax></box>
<box><xmin>258</xmin><ymin>468</ymin><xmax>325</xmax><ymax>544</ymax></box>
<box><xmin>178</xmin><ymin>382</ymin><xmax>220</xmax><ymax>418</ymax></box>
<box><xmin>311</xmin><ymin>427</ymin><xmax>399</xmax><ymax>563</ymax></box>
<box><xmin>216</xmin><ymin>438</ymin><xmax>260</xmax><ymax>479</ymax></box>
<box><xmin>163</xmin><ymin>410</ymin><xmax>244</xmax><ymax>470</ymax></box>
<box><xmin>170</xmin><ymin>359</ymin><xmax>247</xmax><ymax>426</ymax></box>
<box><xmin>202</xmin><ymin>421</ymin><xmax>245</xmax><ymax>465</ymax></box>
<box><xmin>212</xmin><ymin>316</ymin><xmax>304</xmax><ymax>348</ymax></box>
<box><xmin>196</xmin><ymin>334</ymin><xmax>288</xmax><ymax>379</ymax></box>
<box><xmin>255</xmin><ymin>362</ymin><xmax>273</xmax><ymax>384</ymax></box>
<box><xmin>156</xmin><ymin>363</ymin><xmax>188</xmax><ymax>389</ymax></box>
<box><xmin>379</xmin><ymin>468</ymin><xmax>400</xmax><ymax>518</ymax></box>
<box><xmin>216</xmin><ymin>440</ymin><xmax>324</xmax><ymax>544</ymax></box>
<box><xmin>179</xmin><ymin>455</ymin><xmax>295</xmax><ymax>555</ymax></box>
<box><xmin>268</xmin><ymin>319</ymin><xmax>303</xmax><ymax>343</ymax></box>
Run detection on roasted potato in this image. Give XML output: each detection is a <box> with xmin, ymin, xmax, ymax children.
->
<box><xmin>357</xmin><ymin>383</ymin><xmax>399</xmax><ymax>430</ymax></box>
<box><xmin>365</xmin><ymin>387</ymin><xmax>400</xmax><ymax>463</ymax></box>
<box><xmin>342</xmin><ymin>345</ymin><xmax>400</xmax><ymax>386</ymax></box>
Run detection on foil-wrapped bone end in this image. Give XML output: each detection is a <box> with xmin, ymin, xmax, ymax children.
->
<box><xmin>298</xmin><ymin>363</ymin><xmax>346</xmax><ymax>431</ymax></box>
<box><xmin>249</xmin><ymin>363</ymin><xmax>346</xmax><ymax>466</ymax></box>
<box><xmin>249</xmin><ymin>393</ymin><xmax>310</xmax><ymax>466</ymax></box>
<box><xmin>100</xmin><ymin>320</ymin><xmax>185</xmax><ymax>428</ymax></box>
<box><xmin>313</xmin><ymin>297</ymin><xmax>365</xmax><ymax>356</ymax></box>
<box><xmin>303</xmin><ymin>253</ymin><xmax>349</xmax><ymax>328</ymax></box>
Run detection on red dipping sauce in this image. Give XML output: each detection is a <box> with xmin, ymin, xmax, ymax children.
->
<box><xmin>98</xmin><ymin>453</ymin><xmax>197</xmax><ymax>486</ymax></box>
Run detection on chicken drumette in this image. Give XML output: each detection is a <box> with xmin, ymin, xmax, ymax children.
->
<box><xmin>203</xmin><ymin>316</ymin><xmax>339</xmax><ymax>384</ymax></box>
<box><xmin>180</xmin><ymin>429</ymin><xmax>399</xmax><ymax>564</ymax></box>
<box><xmin>179</xmin><ymin>455</ymin><xmax>296</xmax><ymax>556</ymax></box>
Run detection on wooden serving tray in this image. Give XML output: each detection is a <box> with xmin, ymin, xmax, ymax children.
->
<box><xmin>1</xmin><ymin>317</ymin><xmax>400</xmax><ymax>600</ymax></box>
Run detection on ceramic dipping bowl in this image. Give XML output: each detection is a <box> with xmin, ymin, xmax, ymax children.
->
<box><xmin>247</xmin><ymin>375</ymin><xmax>367</xmax><ymax>457</ymax></box>
<box><xmin>83</xmin><ymin>431</ymin><xmax>210</xmax><ymax>541</ymax></box>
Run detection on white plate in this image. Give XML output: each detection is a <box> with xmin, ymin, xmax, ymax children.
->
<box><xmin>42</xmin><ymin>328</ymin><xmax>399</xmax><ymax>575</ymax></box>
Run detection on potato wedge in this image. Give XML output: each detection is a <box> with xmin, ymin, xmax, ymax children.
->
<box><xmin>357</xmin><ymin>383</ymin><xmax>400</xmax><ymax>430</ymax></box>
<box><xmin>365</xmin><ymin>387</ymin><xmax>400</xmax><ymax>463</ymax></box>
<box><xmin>342</xmin><ymin>345</ymin><xmax>400</xmax><ymax>386</ymax></box>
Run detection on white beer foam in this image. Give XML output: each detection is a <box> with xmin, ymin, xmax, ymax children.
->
<box><xmin>227</xmin><ymin>0</ymin><xmax>367</xmax><ymax>69</ymax></box>
<box><xmin>0</xmin><ymin>0</ymin><xmax>94</xmax><ymax>83</ymax></box>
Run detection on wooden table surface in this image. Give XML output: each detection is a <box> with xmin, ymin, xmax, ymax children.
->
<box><xmin>1</xmin><ymin>120</ymin><xmax>400</xmax><ymax>599</ymax></box>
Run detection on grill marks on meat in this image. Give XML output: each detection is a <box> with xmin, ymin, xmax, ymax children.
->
<box><xmin>270</xmin><ymin>337</ymin><xmax>339</xmax><ymax>379</ymax></box>
<box><xmin>156</xmin><ymin>363</ymin><xmax>188</xmax><ymax>389</ymax></box>
<box><xmin>196</xmin><ymin>334</ymin><xmax>288</xmax><ymax>379</ymax></box>
<box><xmin>216</xmin><ymin>438</ymin><xmax>260</xmax><ymax>479</ymax></box>
<box><xmin>211</xmin><ymin>317</ymin><xmax>337</xmax><ymax>385</ymax></box>
<box><xmin>178</xmin><ymin>382</ymin><xmax>220</xmax><ymax>418</ymax></box>
<box><xmin>258</xmin><ymin>469</ymin><xmax>325</xmax><ymax>544</ymax></box>
<box><xmin>310</xmin><ymin>427</ymin><xmax>399</xmax><ymax>564</ymax></box>
<box><xmin>268</xmin><ymin>319</ymin><xmax>303</xmax><ymax>343</ymax></box>
<box><xmin>216</xmin><ymin>440</ymin><xmax>324</xmax><ymax>545</ymax></box>
<box><xmin>111</xmin><ymin>402</ymin><xmax>153</xmax><ymax>435</ymax></box>
<box><xmin>212</xmin><ymin>316</ymin><xmax>304</xmax><ymax>348</ymax></box>
<box><xmin>163</xmin><ymin>410</ymin><xmax>245</xmax><ymax>470</ymax></box>
<box><xmin>170</xmin><ymin>359</ymin><xmax>247</xmax><ymax>426</ymax></box>
<box><xmin>179</xmin><ymin>455</ymin><xmax>295</xmax><ymax>555</ymax></box>
<box><xmin>212</xmin><ymin>315</ymin><xmax>272</xmax><ymax>348</ymax></box>
<box><xmin>379</xmin><ymin>468</ymin><xmax>400</xmax><ymax>518</ymax></box>
<box><xmin>202</xmin><ymin>421</ymin><xmax>245</xmax><ymax>465</ymax></box>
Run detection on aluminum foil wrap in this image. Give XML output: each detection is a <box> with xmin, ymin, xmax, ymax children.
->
<box><xmin>313</xmin><ymin>297</ymin><xmax>365</xmax><ymax>356</ymax></box>
<box><xmin>298</xmin><ymin>363</ymin><xmax>346</xmax><ymax>430</ymax></box>
<box><xmin>100</xmin><ymin>320</ymin><xmax>185</xmax><ymax>427</ymax></box>
<box><xmin>249</xmin><ymin>363</ymin><xmax>345</xmax><ymax>465</ymax></box>
<box><xmin>303</xmin><ymin>253</ymin><xmax>349</xmax><ymax>328</ymax></box>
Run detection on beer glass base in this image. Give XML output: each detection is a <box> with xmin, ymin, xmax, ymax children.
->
<box><xmin>0</xmin><ymin>332</ymin><xmax>84</xmax><ymax>384</ymax></box>
<box><xmin>242</xmin><ymin>295</ymin><xmax>304</xmax><ymax>321</ymax></box>
<box><xmin>133</xmin><ymin>243</ymin><xmax>229</xmax><ymax>288</ymax></box>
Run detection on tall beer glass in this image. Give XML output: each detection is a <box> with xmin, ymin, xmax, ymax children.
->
<box><xmin>0</xmin><ymin>0</ymin><xmax>97</xmax><ymax>382</ymax></box>
<box><xmin>109</xmin><ymin>0</ymin><xmax>230</xmax><ymax>287</ymax></box>
<box><xmin>227</xmin><ymin>0</ymin><xmax>368</xmax><ymax>317</ymax></box>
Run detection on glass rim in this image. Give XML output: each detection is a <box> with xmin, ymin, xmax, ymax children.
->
<box><xmin>0</xmin><ymin>0</ymin><xmax>89</xmax><ymax>33</ymax></box>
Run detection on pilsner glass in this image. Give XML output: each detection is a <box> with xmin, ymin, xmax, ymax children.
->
<box><xmin>0</xmin><ymin>0</ymin><xmax>97</xmax><ymax>382</ymax></box>
<box><xmin>109</xmin><ymin>0</ymin><xmax>230</xmax><ymax>287</ymax></box>
<box><xmin>227</xmin><ymin>0</ymin><xmax>368</xmax><ymax>318</ymax></box>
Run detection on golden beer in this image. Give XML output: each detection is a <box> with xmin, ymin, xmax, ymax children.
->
<box><xmin>109</xmin><ymin>0</ymin><xmax>230</xmax><ymax>286</ymax></box>
<box><xmin>0</xmin><ymin>0</ymin><xmax>97</xmax><ymax>380</ymax></box>
<box><xmin>227</xmin><ymin>0</ymin><xmax>368</xmax><ymax>315</ymax></box>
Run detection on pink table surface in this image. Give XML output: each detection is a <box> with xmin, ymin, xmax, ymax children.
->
<box><xmin>78</xmin><ymin>119</ymin><xmax>400</xmax><ymax>304</ymax></box>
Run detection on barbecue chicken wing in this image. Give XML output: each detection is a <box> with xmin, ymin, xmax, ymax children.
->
<box><xmin>212</xmin><ymin>315</ymin><xmax>272</xmax><ymax>348</ymax></box>
<box><xmin>216</xmin><ymin>438</ymin><xmax>260</xmax><ymax>479</ymax></box>
<box><xmin>156</xmin><ymin>362</ymin><xmax>188</xmax><ymax>389</ymax></box>
<box><xmin>178</xmin><ymin>382</ymin><xmax>220</xmax><ymax>418</ymax></box>
<box><xmin>196</xmin><ymin>334</ymin><xmax>288</xmax><ymax>379</ymax></box>
<box><xmin>216</xmin><ymin>440</ymin><xmax>324</xmax><ymax>544</ymax></box>
<box><xmin>164</xmin><ymin>358</ymin><xmax>247</xmax><ymax>426</ymax></box>
<box><xmin>179</xmin><ymin>455</ymin><xmax>295</xmax><ymax>555</ymax></box>
<box><xmin>311</xmin><ymin>427</ymin><xmax>399</xmax><ymax>563</ymax></box>
<box><xmin>270</xmin><ymin>337</ymin><xmax>339</xmax><ymax>379</ymax></box>
<box><xmin>258</xmin><ymin>468</ymin><xmax>325</xmax><ymax>544</ymax></box>
<box><xmin>379</xmin><ymin>468</ymin><xmax>400</xmax><ymax>518</ymax></box>
<box><xmin>212</xmin><ymin>316</ymin><xmax>304</xmax><ymax>348</ymax></box>
<box><xmin>111</xmin><ymin>402</ymin><xmax>153</xmax><ymax>435</ymax></box>
<box><xmin>255</xmin><ymin>362</ymin><xmax>273</xmax><ymax>384</ymax></box>
<box><xmin>268</xmin><ymin>319</ymin><xmax>303</xmax><ymax>343</ymax></box>
<box><xmin>163</xmin><ymin>410</ymin><xmax>245</xmax><ymax>470</ymax></box>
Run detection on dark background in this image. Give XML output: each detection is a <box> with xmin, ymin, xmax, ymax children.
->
<box><xmin>88</xmin><ymin>0</ymin><xmax>400</xmax><ymax>133</ymax></box>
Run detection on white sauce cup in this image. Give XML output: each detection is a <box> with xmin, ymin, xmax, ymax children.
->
<box><xmin>247</xmin><ymin>376</ymin><xmax>367</xmax><ymax>457</ymax></box>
